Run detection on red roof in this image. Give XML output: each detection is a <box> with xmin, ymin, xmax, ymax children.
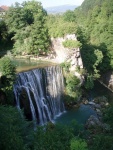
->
<box><xmin>0</xmin><ymin>5</ymin><xmax>9</xmax><ymax>11</ymax></box>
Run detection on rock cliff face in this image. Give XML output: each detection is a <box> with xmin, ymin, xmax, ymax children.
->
<box><xmin>100</xmin><ymin>71</ymin><xmax>113</xmax><ymax>91</ymax></box>
<box><xmin>50</xmin><ymin>34</ymin><xmax>83</xmax><ymax>70</ymax></box>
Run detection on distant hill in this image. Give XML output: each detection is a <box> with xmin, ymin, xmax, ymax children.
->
<box><xmin>45</xmin><ymin>5</ymin><xmax>78</xmax><ymax>14</ymax></box>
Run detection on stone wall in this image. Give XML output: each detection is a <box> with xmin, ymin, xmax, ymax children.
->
<box><xmin>50</xmin><ymin>34</ymin><xmax>83</xmax><ymax>70</ymax></box>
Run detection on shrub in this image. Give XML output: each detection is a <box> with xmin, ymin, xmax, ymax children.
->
<box><xmin>0</xmin><ymin>106</ymin><xmax>33</xmax><ymax>150</ymax></box>
<box><xmin>60</xmin><ymin>61</ymin><xmax>71</xmax><ymax>72</ymax></box>
<box><xmin>70</xmin><ymin>138</ymin><xmax>88</xmax><ymax>150</ymax></box>
<box><xmin>63</xmin><ymin>40</ymin><xmax>82</xmax><ymax>49</ymax></box>
<box><xmin>66</xmin><ymin>73</ymin><xmax>80</xmax><ymax>98</ymax></box>
<box><xmin>0</xmin><ymin>56</ymin><xmax>16</xmax><ymax>104</ymax></box>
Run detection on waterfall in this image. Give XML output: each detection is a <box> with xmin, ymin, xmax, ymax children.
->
<box><xmin>13</xmin><ymin>66</ymin><xmax>65</xmax><ymax>125</ymax></box>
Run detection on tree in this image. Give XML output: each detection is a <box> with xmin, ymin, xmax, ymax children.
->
<box><xmin>74</xmin><ymin>0</ymin><xmax>113</xmax><ymax>73</ymax></box>
<box><xmin>0</xmin><ymin>20</ymin><xmax>13</xmax><ymax>51</ymax></box>
<box><xmin>91</xmin><ymin>134</ymin><xmax>113</xmax><ymax>150</ymax></box>
<box><xmin>70</xmin><ymin>138</ymin><xmax>88</xmax><ymax>150</ymax></box>
<box><xmin>32</xmin><ymin>123</ymin><xmax>74</xmax><ymax>150</ymax></box>
<box><xmin>63</xmin><ymin>10</ymin><xmax>76</xmax><ymax>22</ymax></box>
<box><xmin>47</xmin><ymin>14</ymin><xmax>77</xmax><ymax>38</ymax></box>
<box><xmin>0</xmin><ymin>56</ymin><xmax>16</xmax><ymax>79</ymax></box>
<box><xmin>65</xmin><ymin>73</ymin><xmax>81</xmax><ymax>103</ymax></box>
<box><xmin>5</xmin><ymin>0</ymin><xmax>50</xmax><ymax>55</ymax></box>
<box><xmin>93</xmin><ymin>49</ymin><xmax>103</xmax><ymax>79</ymax></box>
<box><xmin>0</xmin><ymin>105</ymin><xmax>33</xmax><ymax>150</ymax></box>
<box><xmin>85</xmin><ymin>74</ymin><xmax>94</xmax><ymax>89</ymax></box>
<box><xmin>0</xmin><ymin>56</ymin><xmax>16</xmax><ymax>104</ymax></box>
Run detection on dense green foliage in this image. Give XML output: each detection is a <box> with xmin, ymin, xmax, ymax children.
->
<box><xmin>89</xmin><ymin>105</ymin><xmax>113</xmax><ymax>150</ymax></box>
<box><xmin>32</xmin><ymin>124</ymin><xmax>74</xmax><ymax>150</ymax></box>
<box><xmin>75</xmin><ymin>0</ymin><xmax>113</xmax><ymax>71</ymax></box>
<box><xmin>0</xmin><ymin>105</ymin><xmax>87</xmax><ymax>150</ymax></box>
<box><xmin>65</xmin><ymin>73</ymin><xmax>80</xmax><ymax>99</ymax></box>
<box><xmin>0</xmin><ymin>20</ymin><xmax>13</xmax><ymax>52</ymax></box>
<box><xmin>47</xmin><ymin>14</ymin><xmax>77</xmax><ymax>37</ymax></box>
<box><xmin>60</xmin><ymin>61</ymin><xmax>71</xmax><ymax>72</ymax></box>
<box><xmin>63</xmin><ymin>40</ymin><xmax>82</xmax><ymax>49</ymax></box>
<box><xmin>103</xmin><ymin>106</ymin><xmax>113</xmax><ymax>127</ymax></box>
<box><xmin>0</xmin><ymin>106</ymin><xmax>33</xmax><ymax>150</ymax></box>
<box><xmin>0</xmin><ymin>56</ymin><xmax>16</xmax><ymax>104</ymax></box>
<box><xmin>4</xmin><ymin>1</ymin><xmax>50</xmax><ymax>55</ymax></box>
<box><xmin>60</xmin><ymin>62</ymin><xmax>81</xmax><ymax>107</ymax></box>
<box><xmin>70</xmin><ymin>138</ymin><xmax>88</xmax><ymax>150</ymax></box>
<box><xmin>0</xmin><ymin>56</ymin><xmax>16</xmax><ymax>79</ymax></box>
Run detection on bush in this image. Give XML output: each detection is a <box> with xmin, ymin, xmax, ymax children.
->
<box><xmin>60</xmin><ymin>61</ymin><xmax>71</xmax><ymax>72</ymax></box>
<box><xmin>70</xmin><ymin>138</ymin><xmax>88</xmax><ymax>150</ymax></box>
<box><xmin>66</xmin><ymin>73</ymin><xmax>80</xmax><ymax>99</ymax></box>
<box><xmin>32</xmin><ymin>123</ymin><xmax>74</xmax><ymax>150</ymax></box>
<box><xmin>0</xmin><ymin>56</ymin><xmax>16</xmax><ymax>79</ymax></box>
<box><xmin>91</xmin><ymin>134</ymin><xmax>113</xmax><ymax>150</ymax></box>
<box><xmin>63</xmin><ymin>40</ymin><xmax>82</xmax><ymax>49</ymax></box>
<box><xmin>0</xmin><ymin>106</ymin><xmax>33</xmax><ymax>150</ymax></box>
<box><xmin>63</xmin><ymin>73</ymin><xmax>81</xmax><ymax>108</ymax></box>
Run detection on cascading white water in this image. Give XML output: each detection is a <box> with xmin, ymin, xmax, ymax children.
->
<box><xmin>13</xmin><ymin>66</ymin><xmax>65</xmax><ymax>125</ymax></box>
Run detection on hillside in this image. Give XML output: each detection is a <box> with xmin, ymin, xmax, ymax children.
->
<box><xmin>74</xmin><ymin>0</ymin><xmax>113</xmax><ymax>74</ymax></box>
<box><xmin>45</xmin><ymin>5</ymin><xmax>78</xmax><ymax>14</ymax></box>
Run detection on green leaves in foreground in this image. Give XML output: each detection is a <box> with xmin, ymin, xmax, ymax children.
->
<box><xmin>0</xmin><ymin>56</ymin><xmax>16</xmax><ymax>80</ymax></box>
<box><xmin>0</xmin><ymin>105</ymin><xmax>87</xmax><ymax>150</ymax></box>
<box><xmin>0</xmin><ymin>105</ymin><xmax>33</xmax><ymax>150</ymax></box>
<box><xmin>0</xmin><ymin>56</ymin><xmax>16</xmax><ymax>104</ymax></box>
<box><xmin>70</xmin><ymin>138</ymin><xmax>88</xmax><ymax>150</ymax></box>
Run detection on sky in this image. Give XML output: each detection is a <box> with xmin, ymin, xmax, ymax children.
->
<box><xmin>0</xmin><ymin>0</ymin><xmax>84</xmax><ymax>8</ymax></box>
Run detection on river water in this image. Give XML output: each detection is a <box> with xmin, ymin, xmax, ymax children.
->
<box><xmin>12</xmin><ymin>58</ymin><xmax>56</xmax><ymax>73</ymax></box>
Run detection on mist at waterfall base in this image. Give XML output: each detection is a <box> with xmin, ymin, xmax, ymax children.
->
<box><xmin>14</xmin><ymin>65</ymin><xmax>97</xmax><ymax>126</ymax></box>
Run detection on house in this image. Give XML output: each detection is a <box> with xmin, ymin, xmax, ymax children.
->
<box><xmin>0</xmin><ymin>7</ymin><xmax>5</xmax><ymax>16</ymax></box>
<box><xmin>0</xmin><ymin>5</ymin><xmax>9</xmax><ymax>17</ymax></box>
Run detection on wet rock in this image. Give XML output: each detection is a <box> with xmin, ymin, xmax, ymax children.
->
<box><xmin>88</xmin><ymin>102</ymin><xmax>95</xmax><ymax>105</ymax></box>
<box><xmin>84</xmin><ymin>100</ymin><xmax>88</xmax><ymax>105</ymax></box>
<box><xmin>105</xmin><ymin>102</ymin><xmax>109</xmax><ymax>106</ymax></box>
<box><xmin>96</xmin><ymin>108</ymin><xmax>101</xmax><ymax>113</ymax></box>
<box><xmin>95</xmin><ymin>104</ymin><xmax>101</xmax><ymax>109</ymax></box>
<box><xmin>102</xmin><ymin>123</ymin><xmax>111</xmax><ymax>131</ymax></box>
<box><xmin>82</xmin><ymin>99</ymin><xmax>88</xmax><ymax>104</ymax></box>
<box><xmin>85</xmin><ymin>115</ymin><xmax>102</xmax><ymax>129</ymax></box>
<box><xmin>100</xmin><ymin>102</ymin><xmax>105</xmax><ymax>107</ymax></box>
<box><xmin>88</xmin><ymin>102</ymin><xmax>101</xmax><ymax>110</ymax></box>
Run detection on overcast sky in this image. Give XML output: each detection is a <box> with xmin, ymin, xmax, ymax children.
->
<box><xmin>0</xmin><ymin>0</ymin><xmax>84</xmax><ymax>8</ymax></box>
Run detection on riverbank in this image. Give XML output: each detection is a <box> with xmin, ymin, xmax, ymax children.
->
<box><xmin>12</xmin><ymin>57</ymin><xmax>58</xmax><ymax>73</ymax></box>
<box><xmin>14</xmin><ymin>54</ymin><xmax>58</xmax><ymax>64</ymax></box>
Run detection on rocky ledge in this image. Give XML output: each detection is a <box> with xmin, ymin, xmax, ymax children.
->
<box><xmin>84</xmin><ymin>96</ymin><xmax>110</xmax><ymax>131</ymax></box>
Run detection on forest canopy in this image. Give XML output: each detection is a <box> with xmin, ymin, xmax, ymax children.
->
<box><xmin>4</xmin><ymin>0</ymin><xmax>50</xmax><ymax>55</ymax></box>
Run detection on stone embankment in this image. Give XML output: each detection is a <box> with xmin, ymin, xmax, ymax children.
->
<box><xmin>84</xmin><ymin>96</ymin><xmax>110</xmax><ymax>131</ymax></box>
<box><xmin>51</xmin><ymin>34</ymin><xmax>84</xmax><ymax>84</ymax></box>
<box><xmin>51</xmin><ymin>34</ymin><xmax>83</xmax><ymax>70</ymax></box>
